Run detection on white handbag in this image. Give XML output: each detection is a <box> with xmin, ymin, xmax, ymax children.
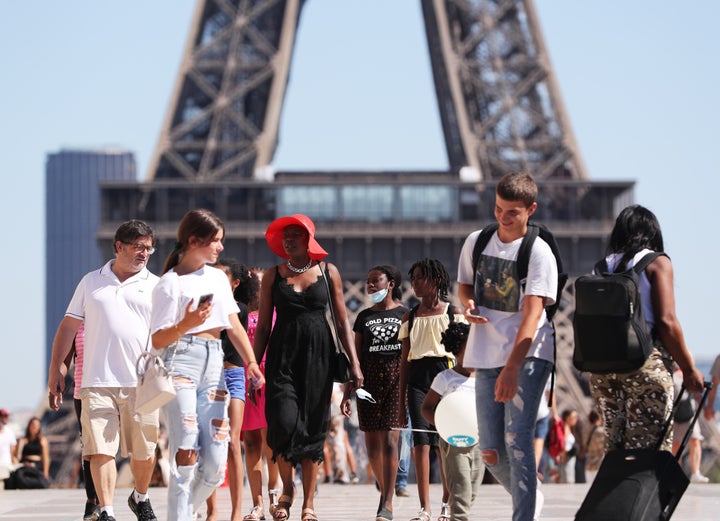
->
<box><xmin>135</xmin><ymin>347</ymin><xmax>176</xmax><ymax>415</ymax></box>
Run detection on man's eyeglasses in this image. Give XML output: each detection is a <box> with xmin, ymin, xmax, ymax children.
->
<box><xmin>124</xmin><ymin>242</ymin><xmax>156</xmax><ymax>255</ymax></box>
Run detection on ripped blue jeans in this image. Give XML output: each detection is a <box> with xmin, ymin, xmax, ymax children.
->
<box><xmin>161</xmin><ymin>336</ymin><xmax>229</xmax><ymax>521</ymax></box>
<box><xmin>475</xmin><ymin>358</ymin><xmax>551</xmax><ymax>521</ymax></box>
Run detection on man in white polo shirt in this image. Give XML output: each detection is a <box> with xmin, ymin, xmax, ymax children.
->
<box><xmin>48</xmin><ymin>220</ymin><xmax>160</xmax><ymax>521</ymax></box>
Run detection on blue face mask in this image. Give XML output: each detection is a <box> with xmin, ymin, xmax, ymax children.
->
<box><xmin>369</xmin><ymin>288</ymin><xmax>389</xmax><ymax>304</ymax></box>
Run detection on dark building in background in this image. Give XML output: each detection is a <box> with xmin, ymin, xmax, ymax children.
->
<box><xmin>45</xmin><ymin>149</ymin><xmax>137</xmax><ymax>371</ymax></box>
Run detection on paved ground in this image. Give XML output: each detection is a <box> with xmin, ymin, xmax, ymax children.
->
<box><xmin>1</xmin><ymin>482</ymin><xmax>719</xmax><ymax>521</ymax></box>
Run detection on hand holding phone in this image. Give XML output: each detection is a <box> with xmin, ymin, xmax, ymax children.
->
<box><xmin>198</xmin><ymin>293</ymin><xmax>213</xmax><ymax>306</ymax></box>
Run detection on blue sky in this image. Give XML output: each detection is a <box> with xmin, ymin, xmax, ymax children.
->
<box><xmin>1</xmin><ymin>1</ymin><xmax>718</xmax><ymax>411</ymax></box>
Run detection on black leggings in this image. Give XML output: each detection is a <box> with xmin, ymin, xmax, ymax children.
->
<box><xmin>74</xmin><ymin>398</ymin><xmax>98</xmax><ymax>503</ymax></box>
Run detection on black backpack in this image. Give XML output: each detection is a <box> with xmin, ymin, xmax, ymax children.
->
<box><xmin>472</xmin><ymin>222</ymin><xmax>567</xmax><ymax>404</ymax></box>
<box><xmin>471</xmin><ymin>222</ymin><xmax>568</xmax><ymax>321</ymax></box>
<box><xmin>572</xmin><ymin>252</ymin><xmax>666</xmax><ymax>374</ymax></box>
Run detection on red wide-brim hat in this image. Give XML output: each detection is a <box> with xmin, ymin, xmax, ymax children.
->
<box><xmin>265</xmin><ymin>214</ymin><xmax>328</xmax><ymax>260</ymax></box>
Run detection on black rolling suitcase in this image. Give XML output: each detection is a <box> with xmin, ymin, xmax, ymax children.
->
<box><xmin>575</xmin><ymin>382</ymin><xmax>712</xmax><ymax>521</ymax></box>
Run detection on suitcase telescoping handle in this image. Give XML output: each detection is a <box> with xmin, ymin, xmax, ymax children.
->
<box><xmin>670</xmin><ymin>381</ymin><xmax>713</xmax><ymax>460</ymax></box>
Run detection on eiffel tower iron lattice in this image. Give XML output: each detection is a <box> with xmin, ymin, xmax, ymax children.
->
<box><xmin>146</xmin><ymin>0</ymin><xmax>587</xmax><ymax>183</ymax></box>
<box><xmin>147</xmin><ymin>0</ymin><xmax>305</xmax><ymax>182</ymax></box>
<box><xmin>422</xmin><ymin>0</ymin><xmax>588</xmax><ymax>181</ymax></box>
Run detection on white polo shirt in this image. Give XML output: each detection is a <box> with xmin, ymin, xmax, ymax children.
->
<box><xmin>66</xmin><ymin>260</ymin><xmax>159</xmax><ymax>388</ymax></box>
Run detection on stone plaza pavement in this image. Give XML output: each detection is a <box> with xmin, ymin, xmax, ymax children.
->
<box><xmin>1</xmin><ymin>482</ymin><xmax>719</xmax><ymax>521</ymax></box>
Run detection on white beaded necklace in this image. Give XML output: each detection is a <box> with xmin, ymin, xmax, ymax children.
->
<box><xmin>287</xmin><ymin>258</ymin><xmax>313</xmax><ymax>273</ymax></box>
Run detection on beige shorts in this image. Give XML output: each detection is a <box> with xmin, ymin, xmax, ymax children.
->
<box><xmin>80</xmin><ymin>387</ymin><xmax>158</xmax><ymax>460</ymax></box>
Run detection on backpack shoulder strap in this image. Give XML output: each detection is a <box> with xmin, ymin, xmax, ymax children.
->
<box><xmin>593</xmin><ymin>258</ymin><xmax>609</xmax><ymax>274</ymax></box>
<box><xmin>516</xmin><ymin>223</ymin><xmax>540</xmax><ymax>281</ymax></box>
<box><xmin>472</xmin><ymin>223</ymin><xmax>499</xmax><ymax>288</ymax></box>
<box><xmin>407</xmin><ymin>304</ymin><xmax>420</xmax><ymax>334</ymax></box>
<box><xmin>446</xmin><ymin>302</ymin><xmax>455</xmax><ymax>323</ymax></box>
<box><xmin>631</xmin><ymin>252</ymin><xmax>667</xmax><ymax>274</ymax></box>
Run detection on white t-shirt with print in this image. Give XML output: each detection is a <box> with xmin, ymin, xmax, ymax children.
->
<box><xmin>457</xmin><ymin>228</ymin><xmax>557</xmax><ymax>369</ymax></box>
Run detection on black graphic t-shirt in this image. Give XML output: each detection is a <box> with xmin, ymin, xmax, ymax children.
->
<box><xmin>353</xmin><ymin>305</ymin><xmax>408</xmax><ymax>358</ymax></box>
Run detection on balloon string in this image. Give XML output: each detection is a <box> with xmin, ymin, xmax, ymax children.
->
<box><xmin>391</xmin><ymin>427</ymin><xmax>438</xmax><ymax>433</ymax></box>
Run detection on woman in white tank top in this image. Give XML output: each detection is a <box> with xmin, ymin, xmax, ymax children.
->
<box><xmin>588</xmin><ymin>205</ymin><xmax>703</xmax><ymax>453</ymax></box>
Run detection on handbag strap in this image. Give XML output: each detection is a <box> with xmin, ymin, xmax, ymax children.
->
<box><xmin>138</xmin><ymin>329</ymin><xmax>177</xmax><ymax>378</ymax></box>
<box><xmin>319</xmin><ymin>262</ymin><xmax>346</xmax><ymax>356</ymax></box>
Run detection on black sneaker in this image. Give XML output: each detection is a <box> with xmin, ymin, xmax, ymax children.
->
<box><xmin>84</xmin><ymin>501</ymin><xmax>100</xmax><ymax>521</ymax></box>
<box><xmin>128</xmin><ymin>492</ymin><xmax>158</xmax><ymax>521</ymax></box>
<box><xmin>98</xmin><ymin>512</ymin><xmax>116</xmax><ymax>521</ymax></box>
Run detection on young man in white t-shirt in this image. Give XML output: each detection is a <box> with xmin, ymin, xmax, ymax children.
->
<box><xmin>47</xmin><ymin>220</ymin><xmax>160</xmax><ymax>521</ymax></box>
<box><xmin>457</xmin><ymin>173</ymin><xmax>557</xmax><ymax>521</ymax></box>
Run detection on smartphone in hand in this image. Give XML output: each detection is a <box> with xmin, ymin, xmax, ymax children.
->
<box><xmin>198</xmin><ymin>293</ymin><xmax>213</xmax><ymax>305</ymax></box>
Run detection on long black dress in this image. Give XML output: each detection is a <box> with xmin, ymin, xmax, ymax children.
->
<box><xmin>265</xmin><ymin>265</ymin><xmax>334</xmax><ymax>464</ymax></box>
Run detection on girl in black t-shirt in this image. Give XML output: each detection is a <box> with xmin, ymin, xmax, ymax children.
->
<box><xmin>351</xmin><ymin>265</ymin><xmax>408</xmax><ymax>521</ymax></box>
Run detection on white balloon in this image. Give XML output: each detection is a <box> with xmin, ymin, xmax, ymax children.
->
<box><xmin>434</xmin><ymin>391</ymin><xmax>479</xmax><ymax>447</ymax></box>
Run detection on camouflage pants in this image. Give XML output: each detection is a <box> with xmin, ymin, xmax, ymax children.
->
<box><xmin>589</xmin><ymin>349</ymin><xmax>674</xmax><ymax>452</ymax></box>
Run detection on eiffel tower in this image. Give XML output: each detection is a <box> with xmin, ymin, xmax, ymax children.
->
<box><xmin>55</xmin><ymin>0</ymin><xmax>633</xmax><ymax>483</ymax></box>
<box><xmin>143</xmin><ymin>0</ymin><xmax>589</xmax><ymax>183</ymax></box>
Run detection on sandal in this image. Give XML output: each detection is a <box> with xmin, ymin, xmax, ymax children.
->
<box><xmin>301</xmin><ymin>508</ymin><xmax>319</xmax><ymax>521</ymax></box>
<box><xmin>376</xmin><ymin>506</ymin><xmax>393</xmax><ymax>521</ymax></box>
<box><xmin>438</xmin><ymin>503</ymin><xmax>450</xmax><ymax>521</ymax></box>
<box><xmin>410</xmin><ymin>509</ymin><xmax>431</xmax><ymax>521</ymax></box>
<box><xmin>272</xmin><ymin>495</ymin><xmax>293</xmax><ymax>521</ymax></box>
<box><xmin>268</xmin><ymin>488</ymin><xmax>280</xmax><ymax>515</ymax></box>
<box><xmin>243</xmin><ymin>505</ymin><xmax>266</xmax><ymax>521</ymax></box>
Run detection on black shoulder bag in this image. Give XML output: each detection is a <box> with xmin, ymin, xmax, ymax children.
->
<box><xmin>320</xmin><ymin>263</ymin><xmax>351</xmax><ymax>383</ymax></box>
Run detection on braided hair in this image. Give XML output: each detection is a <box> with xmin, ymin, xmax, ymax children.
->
<box><xmin>408</xmin><ymin>258</ymin><xmax>450</xmax><ymax>301</ymax></box>
<box><xmin>440</xmin><ymin>322</ymin><xmax>470</xmax><ymax>356</ymax></box>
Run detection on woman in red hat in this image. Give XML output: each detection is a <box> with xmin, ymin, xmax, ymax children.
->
<box><xmin>253</xmin><ymin>214</ymin><xmax>363</xmax><ymax>521</ymax></box>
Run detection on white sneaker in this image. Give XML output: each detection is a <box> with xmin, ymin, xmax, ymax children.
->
<box><xmin>534</xmin><ymin>488</ymin><xmax>544</xmax><ymax>521</ymax></box>
<box><xmin>691</xmin><ymin>471</ymin><xmax>710</xmax><ymax>483</ymax></box>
